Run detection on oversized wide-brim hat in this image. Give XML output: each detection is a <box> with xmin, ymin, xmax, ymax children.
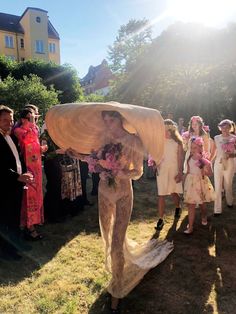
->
<box><xmin>45</xmin><ymin>102</ymin><xmax>165</xmax><ymax>163</ymax></box>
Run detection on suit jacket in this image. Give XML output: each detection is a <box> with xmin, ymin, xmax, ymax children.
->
<box><xmin>0</xmin><ymin>133</ymin><xmax>25</xmax><ymax>226</ymax></box>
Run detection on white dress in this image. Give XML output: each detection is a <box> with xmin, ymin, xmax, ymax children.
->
<box><xmin>157</xmin><ymin>138</ymin><xmax>183</xmax><ymax>195</ymax></box>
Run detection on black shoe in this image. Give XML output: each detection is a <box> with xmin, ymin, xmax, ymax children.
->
<box><xmin>227</xmin><ymin>204</ymin><xmax>233</xmax><ymax>208</ymax></box>
<box><xmin>174</xmin><ymin>207</ymin><xmax>181</xmax><ymax>218</ymax></box>
<box><xmin>214</xmin><ymin>213</ymin><xmax>222</xmax><ymax>217</ymax></box>
<box><xmin>155</xmin><ymin>219</ymin><xmax>164</xmax><ymax>230</ymax></box>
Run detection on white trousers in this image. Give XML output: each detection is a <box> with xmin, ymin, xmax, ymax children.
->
<box><xmin>214</xmin><ymin>159</ymin><xmax>235</xmax><ymax>213</ymax></box>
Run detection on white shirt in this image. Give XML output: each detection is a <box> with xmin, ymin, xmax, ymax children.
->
<box><xmin>4</xmin><ymin>135</ymin><xmax>22</xmax><ymax>175</ymax></box>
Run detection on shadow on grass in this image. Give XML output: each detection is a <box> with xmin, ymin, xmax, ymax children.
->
<box><xmin>89</xmin><ymin>210</ymin><xmax>236</xmax><ymax>313</ymax></box>
<box><xmin>0</xmin><ymin>200</ymin><xmax>101</xmax><ymax>286</ymax></box>
<box><xmin>1</xmin><ymin>176</ymin><xmax>235</xmax><ymax>313</ymax></box>
<box><xmin>0</xmin><ymin>177</ymin><xmax>152</xmax><ymax>287</ymax></box>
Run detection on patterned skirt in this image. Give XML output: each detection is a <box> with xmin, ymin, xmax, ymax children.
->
<box><xmin>184</xmin><ymin>174</ymin><xmax>215</xmax><ymax>204</ymax></box>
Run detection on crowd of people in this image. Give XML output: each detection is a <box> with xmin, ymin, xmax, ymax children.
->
<box><xmin>153</xmin><ymin>115</ymin><xmax>236</xmax><ymax>236</ymax></box>
<box><xmin>0</xmin><ymin>102</ymin><xmax>235</xmax><ymax>313</ymax></box>
<box><xmin>0</xmin><ymin>104</ymin><xmax>96</xmax><ymax>261</ymax></box>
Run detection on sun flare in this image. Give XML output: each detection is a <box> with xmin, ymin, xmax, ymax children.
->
<box><xmin>166</xmin><ymin>0</ymin><xmax>236</xmax><ymax>27</ymax></box>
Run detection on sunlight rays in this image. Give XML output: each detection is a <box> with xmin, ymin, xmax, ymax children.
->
<box><xmin>166</xmin><ymin>0</ymin><xmax>236</xmax><ymax>28</ymax></box>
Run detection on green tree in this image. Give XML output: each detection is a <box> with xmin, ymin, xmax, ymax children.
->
<box><xmin>0</xmin><ymin>55</ymin><xmax>15</xmax><ymax>80</ymax></box>
<box><xmin>81</xmin><ymin>93</ymin><xmax>105</xmax><ymax>102</ymax></box>
<box><xmin>108</xmin><ymin>19</ymin><xmax>152</xmax><ymax>73</ymax></box>
<box><xmin>0</xmin><ymin>74</ymin><xmax>59</xmax><ymax>117</ymax></box>
<box><xmin>12</xmin><ymin>60</ymin><xmax>83</xmax><ymax>103</ymax></box>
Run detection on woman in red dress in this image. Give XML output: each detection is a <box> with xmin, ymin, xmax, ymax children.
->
<box><xmin>14</xmin><ymin>108</ymin><xmax>44</xmax><ymax>240</ymax></box>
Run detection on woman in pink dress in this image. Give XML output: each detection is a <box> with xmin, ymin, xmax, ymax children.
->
<box><xmin>14</xmin><ymin>108</ymin><xmax>44</xmax><ymax>240</ymax></box>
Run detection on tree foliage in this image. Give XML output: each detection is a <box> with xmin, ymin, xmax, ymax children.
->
<box><xmin>12</xmin><ymin>60</ymin><xmax>83</xmax><ymax>103</ymax></box>
<box><xmin>108</xmin><ymin>19</ymin><xmax>152</xmax><ymax>73</ymax></box>
<box><xmin>0</xmin><ymin>55</ymin><xmax>15</xmax><ymax>80</ymax></box>
<box><xmin>81</xmin><ymin>93</ymin><xmax>105</xmax><ymax>102</ymax></box>
<box><xmin>0</xmin><ymin>57</ymin><xmax>83</xmax><ymax>103</ymax></box>
<box><xmin>107</xmin><ymin>22</ymin><xmax>236</xmax><ymax>134</ymax></box>
<box><xmin>0</xmin><ymin>74</ymin><xmax>59</xmax><ymax>117</ymax></box>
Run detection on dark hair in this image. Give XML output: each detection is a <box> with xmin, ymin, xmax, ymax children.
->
<box><xmin>101</xmin><ymin>110</ymin><xmax>123</xmax><ymax>120</ymax></box>
<box><xmin>24</xmin><ymin>104</ymin><xmax>39</xmax><ymax>113</ymax></box>
<box><xmin>164</xmin><ymin>119</ymin><xmax>183</xmax><ymax>145</ymax></box>
<box><xmin>0</xmin><ymin>105</ymin><xmax>13</xmax><ymax>117</ymax></box>
<box><xmin>19</xmin><ymin>108</ymin><xmax>34</xmax><ymax>120</ymax></box>
<box><xmin>188</xmin><ymin>116</ymin><xmax>206</xmax><ymax>136</ymax></box>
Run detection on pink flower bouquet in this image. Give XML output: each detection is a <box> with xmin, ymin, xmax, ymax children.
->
<box><xmin>85</xmin><ymin>143</ymin><xmax>124</xmax><ymax>187</ymax></box>
<box><xmin>221</xmin><ymin>138</ymin><xmax>236</xmax><ymax>154</ymax></box>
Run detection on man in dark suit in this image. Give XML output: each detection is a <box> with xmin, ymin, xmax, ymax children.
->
<box><xmin>0</xmin><ymin>105</ymin><xmax>33</xmax><ymax>260</ymax></box>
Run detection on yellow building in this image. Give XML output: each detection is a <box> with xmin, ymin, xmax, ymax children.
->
<box><xmin>0</xmin><ymin>7</ymin><xmax>60</xmax><ymax>64</ymax></box>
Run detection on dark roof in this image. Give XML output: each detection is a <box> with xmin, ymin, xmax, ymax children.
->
<box><xmin>20</xmin><ymin>7</ymin><xmax>48</xmax><ymax>20</ymax></box>
<box><xmin>48</xmin><ymin>20</ymin><xmax>60</xmax><ymax>40</ymax></box>
<box><xmin>0</xmin><ymin>12</ymin><xmax>24</xmax><ymax>34</ymax></box>
<box><xmin>81</xmin><ymin>60</ymin><xmax>109</xmax><ymax>82</ymax></box>
<box><xmin>0</xmin><ymin>8</ymin><xmax>59</xmax><ymax>39</ymax></box>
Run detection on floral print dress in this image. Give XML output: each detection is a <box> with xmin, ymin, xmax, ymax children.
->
<box><xmin>14</xmin><ymin>123</ymin><xmax>44</xmax><ymax>228</ymax></box>
<box><xmin>184</xmin><ymin>157</ymin><xmax>215</xmax><ymax>205</ymax></box>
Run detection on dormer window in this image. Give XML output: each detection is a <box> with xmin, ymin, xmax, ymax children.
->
<box><xmin>36</xmin><ymin>16</ymin><xmax>41</xmax><ymax>23</ymax></box>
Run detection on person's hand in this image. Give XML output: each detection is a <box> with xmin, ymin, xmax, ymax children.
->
<box><xmin>40</xmin><ymin>140</ymin><xmax>48</xmax><ymax>154</ymax></box>
<box><xmin>175</xmin><ymin>172</ymin><xmax>183</xmax><ymax>183</ymax></box>
<box><xmin>55</xmin><ymin>148</ymin><xmax>66</xmax><ymax>154</ymax></box>
<box><xmin>18</xmin><ymin>172</ymin><xmax>34</xmax><ymax>184</ymax></box>
<box><xmin>65</xmin><ymin>148</ymin><xmax>80</xmax><ymax>158</ymax></box>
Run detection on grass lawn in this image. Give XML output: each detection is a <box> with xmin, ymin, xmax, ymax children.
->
<box><xmin>0</xmin><ymin>176</ymin><xmax>236</xmax><ymax>314</ymax></box>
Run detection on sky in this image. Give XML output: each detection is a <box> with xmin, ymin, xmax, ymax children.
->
<box><xmin>1</xmin><ymin>0</ymin><xmax>236</xmax><ymax>78</ymax></box>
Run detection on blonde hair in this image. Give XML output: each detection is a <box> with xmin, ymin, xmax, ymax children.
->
<box><xmin>164</xmin><ymin>119</ymin><xmax>183</xmax><ymax>145</ymax></box>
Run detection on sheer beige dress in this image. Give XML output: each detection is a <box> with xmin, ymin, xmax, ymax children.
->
<box><xmin>99</xmin><ymin>132</ymin><xmax>173</xmax><ymax>298</ymax></box>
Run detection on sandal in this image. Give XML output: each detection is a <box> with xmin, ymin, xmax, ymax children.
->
<box><xmin>184</xmin><ymin>228</ymin><xmax>193</xmax><ymax>235</ymax></box>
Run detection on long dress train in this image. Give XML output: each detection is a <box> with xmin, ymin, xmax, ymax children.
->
<box><xmin>98</xmin><ymin>133</ymin><xmax>173</xmax><ymax>298</ymax></box>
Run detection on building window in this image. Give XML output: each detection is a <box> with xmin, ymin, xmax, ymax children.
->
<box><xmin>35</xmin><ymin>40</ymin><xmax>44</xmax><ymax>53</ymax></box>
<box><xmin>21</xmin><ymin>58</ymin><xmax>25</xmax><ymax>61</ymax></box>
<box><xmin>36</xmin><ymin>16</ymin><xmax>41</xmax><ymax>23</ymax></box>
<box><xmin>20</xmin><ymin>38</ymin><xmax>24</xmax><ymax>49</ymax></box>
<box><xmin>5</xmin><ymin>35</ymin><xmax>14</xmax><ymax>48</ymax></box>
<box><xmin>49</xmin><ymin>42</ymin><xmax>56</xmax><ymax>53</ymax></box>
